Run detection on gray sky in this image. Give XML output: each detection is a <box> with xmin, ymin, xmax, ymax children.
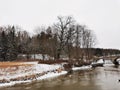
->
<box><xmin>0</xmin><ymin>0</ymin><xmax>120</xmax><ymax>49</ymax></box>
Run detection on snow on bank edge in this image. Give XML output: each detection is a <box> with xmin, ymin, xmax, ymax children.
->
<box><xmin>0</xmin><ymin>71</ymin><xmax>67</xmax><ymax>88</ymax></box>
<box><xmin>72</xmin><ymin>65</ymin><xmax>92</xmax><ymax>71</ymax></box>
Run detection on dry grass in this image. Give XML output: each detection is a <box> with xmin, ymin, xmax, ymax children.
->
<box><xmin>0</xmin><ymin>62</ymin><xmax>33</xmax><ymax>68</ymax></box>
<box><xmin>0</xmin><ymin>61</ymin><xmax>36</xmax><ymax>81</ymax></box>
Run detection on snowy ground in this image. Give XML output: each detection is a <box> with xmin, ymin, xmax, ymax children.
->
<box><xmin>72</xmin><ymin>65</ymin><xmax>92</xmax><ymax>71</ymax></box>
<box><xmin>0</xmin><ymin>62</ymin><xmax>67</xmax><ymax>88</ymax></box>
<box><xmin>104</xmin><ymin>60</ymin><xmax>114</xmax><ymax>66</ymax></box>
<box><xmin>0</xmin><ymin>59</ymin><xmax>115</xmax><ymax>88</ymax></box>
<box><xmin>0</xmin><ymin>71</ymin><xmax>67</xmax><ymax>88</ymax></box>
<box><xmin>0</xmin><ymin>64</ymin><xmax>63</xmax><ymax>80</ymax></box>
<box><xmin>91</xmin><ymin>59</ymin><xmax>104</xmax><ymax>65</ymax></box>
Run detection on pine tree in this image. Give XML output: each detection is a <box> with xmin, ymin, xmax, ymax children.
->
<box><xmin>0</xmin><ymin>31</ymin><xmax>8</xmax><ymax>61</ymax></box>
<box><xmin>7</xmin><ymin>26</ymin><xmax>18</xmax><ymax>61</ymax></box>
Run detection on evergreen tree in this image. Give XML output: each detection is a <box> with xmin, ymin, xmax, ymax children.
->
<box><xmin>0</xmin><ymin>31</ymin><xmax>8</xmax><ymax>61</ymax></box>
<box><xmin>7</xmin><ymin>26</ymin><xmax>18</xmax><ymax>60</ymax></box>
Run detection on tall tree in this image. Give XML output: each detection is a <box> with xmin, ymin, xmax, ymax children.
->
<box><xmin>0</xmin><ymin>31</ymin><xmax>8</xmax><ymax>61</ymax></box>
<box><xmin>65</xmin><ymin>25</ymin><xmax>75</xmax><ymax>60</ymax></box>
<box><xmin>54</xmin><ymin>16</ymin><xmax>74</xmax><ymax>59</ymax></box>
<box><xmin>7</xmin><ymin>26</ymin><xmax>18</xmax><ymax>60</ymax></box>
<box><xmin>74</xmin><ymin>25</ymin><xmax>81</xmax><ymax>60</ymax></box>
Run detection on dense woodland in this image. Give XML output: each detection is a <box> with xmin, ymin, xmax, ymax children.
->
<box><xmin>0</xmin><ymin>16</ymin><xmax>120</xmax><ymax>61</ymax></box>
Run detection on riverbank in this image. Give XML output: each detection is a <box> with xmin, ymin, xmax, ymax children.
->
<box><xmin>0</xmin><ymin>61</ymin><xmax>68</xmax><ymax>88</ymax></box>
<box><xmin>72</xmin><ymin>65</ymin><xmax>92</xmax><ymax>71</ymax></box>
<box><xmin>0</xmin><ymin>71</ymin><xmax>67</xmax><ymax>88</ymax></box>
<box><xmin>0</xmin><ymin>61</ymin><xmax>92</xmax><ymax>88</ymax></box>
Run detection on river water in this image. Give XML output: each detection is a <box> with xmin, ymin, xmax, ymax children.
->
<box><xmin>2</xmin><ymin>65</ymin><xmax>120</xmax><ymax>90</ymax></box>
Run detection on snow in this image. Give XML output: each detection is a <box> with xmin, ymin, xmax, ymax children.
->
<box><xmin>18</xmin><ymin>54</ymin><xmax>54</xmax><ymax>60</ymax></box>
<box><xmin>0</xmin><ymin>61</ymin><xmax>102</xmax><ymax>88</ymax></box>
<box><xmin>0</xmin><ymin>63</ymin><xmax>62</xmax><ymax>80</ymax></box>
<box><xmin>104</xmin><ymin>63</ymin><xmax>114</xmax><ymax>66</ymax></box>
<box><xmin>37</xmin><ymin>71</ymin><xmax>67</xmax><ymax>80</ymax></box>
<box><xmin>116</xmin><ymin>58</ymin><xmax>120</xmax><ymax>64</ymax></box>
<box><xmin>96</xmin><ymin>59</ymin><xmax>104</xmax><ymax>64</ymax></box>
<box><xmin>0</xmin><ymin>80</ymin><xmax>32</xmax><ymax>88</ymax></box>
<box><xmin>103</xmin><ymin>60</ymin><xmax>114</xmax><ymax>66</ymax></box>
<box><xmin>0</xmin><ymin>62</ymin><xmax>66</xmax><ymax>88</ymax></box>
<box><xmin>72</xmin><ymin>65</ymin><xmax>92</xmax><ymax>71</ymax></box>
<box><xmin>31</xmin><ymin>54</ymin><xmax>50</xmax><ymax>60</ymax></box>
<box><xmin>0</xmin><ymin>65</ymin><xmax>34</xmax><ymax>80</ymax></box>
<box><xmin>0</xmin><ymin>71</ymin><xmax>67</xmax><ymax>88</ymax></box>
<box><xmin>91</xmin><ymin>59</ymin><xmax>104</xmax><ymax>65</ymax></box>
<box><xmin>33</xmin><ymin>64</ymin><xmax>62</xmax><ymax>74</ymax></box>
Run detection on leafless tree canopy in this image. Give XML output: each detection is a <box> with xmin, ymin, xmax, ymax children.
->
<box><xmin>1</xmin><ymin>16</ymin><xmax>118</xmax><ymax>61</ymax></box>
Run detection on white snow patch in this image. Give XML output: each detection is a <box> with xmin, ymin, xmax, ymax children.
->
<box><xmin>37</xmin><ymin>71</ymin><xmax>67</xmax><ymax>80</ymax></box>
<box><xmin>31</xmin><ymin>54</ymin><xmax>53</xmax><ymax>60</ymax></box>
<box><xmin>0</xmin><ymin>80</ymin><xmax>32</xmax><ymax>88</ymax></box>
<box><xmin>72</xmin><ymin>65</ymin><xmax>92</xmax><ymax>71</ymax></box>
<box><xmin>0</xmin><ymin>63</ymin><xmax>62</xmax><ymax>80</ymax></box>
<box><xmin>91</xmin><ymin>59</ymin><xmax>104</xmax><ymax>65</ymax></box>
<box><xmin>0</xmin><ymin>71</ymin><xmax>67</xmax><ymax>88</ymax></box>
<box><xmin>97</xmin><ymin>59</ymin><xmax>104</xmax><ymax>64</ymax></box>
<box><xmin>0</xmin><ymin>62</ymin><xmax>66</xmax><ymax>88</ymax></box>
<box><xmin>33</xmin><ymin>64</ymin><xmax>62</xmax><ymax>74</ymax></box>
<box><xmin>104</xmin><ymin>60</ymin><xmax>114</xmax><ymax>66</ymax></box>
<box><xmin>103</xmin><ymin>64</ymin><xmax>114</xmax><ymax>67</ymax></box>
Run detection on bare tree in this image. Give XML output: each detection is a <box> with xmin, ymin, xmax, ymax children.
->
<box><xmin>54</xmin><ymin>16</ymin><xmax>74</xmax><ymax>59</ymax></box>
<box><xmin>74</xmin><ymin>25</ymin><xmax>83</xmax><ymax>60</ymax></box>
<box><xmin>73</xmin><ymin>24</ymin><xmax>96</xmax><ymax>62</ymax></box>
<box><xmin>85</xmin><ymin>29</ymin><xmax>96</xmax><ymax>60</ymax></box>
<box><xmin>81</xmin><ymin>26</ymin><xmax>96</xmax><ymax>60</ymax></box>
<box><xmin>65</xmin><ymin>25</ymin><xmax>75</xmax><ymax>60</ymax></box>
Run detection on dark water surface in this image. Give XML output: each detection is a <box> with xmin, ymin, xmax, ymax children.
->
<box><xmin>2</xmin><ymin>66</ymin><xmax>120</xmax><ymax>90</ymax></box>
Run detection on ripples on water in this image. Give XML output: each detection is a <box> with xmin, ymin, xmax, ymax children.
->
<box><xmin>2</xmin><ymin>66</ymin><xmax>120</xmax><ymax>90</ymax></box>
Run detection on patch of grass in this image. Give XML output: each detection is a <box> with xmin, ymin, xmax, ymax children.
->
<box><xmin>0</xmin><ymin>62</ymin><xmax>33</xmax><ymax>68</ymax></box>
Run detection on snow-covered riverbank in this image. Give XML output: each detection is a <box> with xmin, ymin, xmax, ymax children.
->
<box><xmin>0</xmin><ymin>71</ymin><xmax>67</xmax><ymax>88</ymax></box>
<box><xmin>72</xmin><ymin>65</ymin><xmax>92</xmax><ymax>71</ymax></box>
<box><xmin>0</xmin><ymin>61</ymin><xmax>95</xmax><ymax>88</ymax></box>
<box><xmin>0</xmin><ymin>62</ymin><xmax>67</xmax><ymax>88</ymax></box>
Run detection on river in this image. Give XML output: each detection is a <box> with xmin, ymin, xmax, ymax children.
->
<box><xmin>2</xmin><ymin>65</ymin><xmax>120</xmax><ymax>90</ymax></box>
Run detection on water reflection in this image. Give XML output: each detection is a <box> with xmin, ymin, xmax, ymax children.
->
<box><xmin>2</xmin><ymin>66</ymin><xmax>120</xmax><ymax>90</ymax></box>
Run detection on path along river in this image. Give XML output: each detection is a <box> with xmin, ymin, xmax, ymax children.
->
<box><xmin>2</xmin><ymin>65</ymin><xmax>120</xmax><ymax>90</ymax></box>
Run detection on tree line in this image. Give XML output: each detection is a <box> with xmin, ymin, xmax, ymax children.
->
<box><xmin>0</xmin><ymin>16</ymin><xmax>119</xmax><ymax>61</ymax></box>
<box><xmin>94</xmin><ymin>48</ymin><xmax>120</xmax><ymax>57</ymax></box>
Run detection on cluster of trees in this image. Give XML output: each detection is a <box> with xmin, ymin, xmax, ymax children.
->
<box><xmin>31</xmin><ymin>16</ymin><xmax>96</xmax><ymax>61</ymax></box>
<box><xmin>0</xmin><ymin>26</ymin><xmax>17</xmax><ymax>61</ymax></box>
<box><xmin>0</xmin><ymin>26</ymin><xmax>32</xmax><ymax>61</ymax></box>
<box><xmin>94</xmin><ymin>48</ymin><xmax>120</xmax><ymax>57</ymax></box>
<box><xmin>0</xmin><ymin>16</ymin><xmax>119</xmax><ymax>61</ymax></box>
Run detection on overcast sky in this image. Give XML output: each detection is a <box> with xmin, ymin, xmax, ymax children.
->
<box><xmin>0</xmin><ymin>0</ymin><xmax>120</xmax><ymax>49</ymax></box>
